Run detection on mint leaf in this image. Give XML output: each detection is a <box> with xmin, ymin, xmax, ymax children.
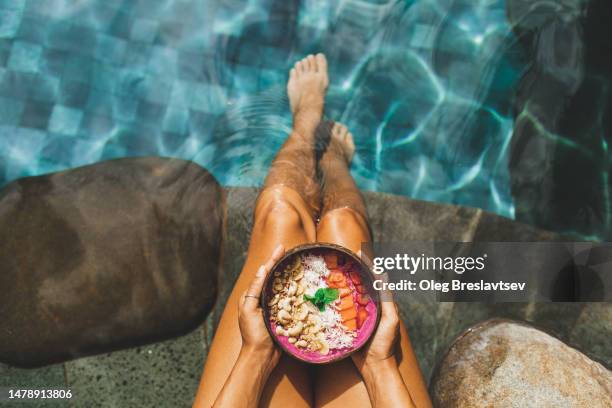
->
<box><xmin>304</xmin><ymin>288</ymin><xmax>339</xmax><ymax>311</ymax></box>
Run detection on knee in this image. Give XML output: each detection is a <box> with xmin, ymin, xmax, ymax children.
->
<box><xmin>317</xmin><ymin>207</ymin><xmax>369</xmax><ymax>235</ymax></box>
<box><xmin>254</xmin><ymin>191</ymin><xmax>314</xmax><ymax>235</ymax></box>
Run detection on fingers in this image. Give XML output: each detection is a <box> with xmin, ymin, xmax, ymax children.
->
<box><xmin>243</xmin><ymin>245</ymin><xmax>285</xmax><ymax>311</ymax></box>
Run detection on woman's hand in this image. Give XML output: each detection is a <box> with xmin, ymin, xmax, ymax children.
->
<box><xmin>350</xmin><ymin>253</ymin><xmax>416</xmax><ymax>407</ymax></box>
<box><xmin>351</xmin><ymin>292</ymin><xmax>400</xmax><ymax>373</ymax></box>
<box><xmin>238</xmin><ymin>245</ymin><xmax>285</xmax><ymax>363</ymax></box>
<box><xmin>211</xmin><ymin>245</ymin><xmax>286</xmax><ymax>408</ymax></box>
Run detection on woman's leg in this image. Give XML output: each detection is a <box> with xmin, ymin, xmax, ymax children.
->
<box><xmin>194</xmin><ymin>54</ymin><xmax>330</xmax><ymax>407</ymax></box>
<box><xmin>313</xmin><ymin>123</ymin><xmax>432</xmax><ymax>408</ymax></box>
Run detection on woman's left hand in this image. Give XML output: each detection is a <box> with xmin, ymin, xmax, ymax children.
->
<box><xmin>238</xmin><ymin>245</ymin><xmax>285</xmax><ymax>363</ymax></box>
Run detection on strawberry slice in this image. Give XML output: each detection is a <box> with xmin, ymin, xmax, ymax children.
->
<box><xmin>355</xmin><ymin>284</ymin><xmax>367</xmax><ymax>294</ymax></box>
<box><xmin>349</xmin><ymin>271</ymin><xmax>362</xmax><ymax>285</ymax></box>
<box><xmin>357</xmin><ymin>307</ymin><xmax>368</xmax><ymax>328</ymax></box>
<box><xmin>338</xmin><ymin>295</ymin><xmax>355</xmax><ymax>311</ymax></box>
<box><xmin>343</xmin><ymin>318</ymin><xmax>357</xmax><ymax>331</ymax></box>
<box><xmin>324</xmin><ymin>254</ymin><xmax>338</xmax><ymax>268</ymax></box>
<box><xmin>357</xmin><ymin>294</ymin><xmax>370</xmax><ymax>306</ymax></box>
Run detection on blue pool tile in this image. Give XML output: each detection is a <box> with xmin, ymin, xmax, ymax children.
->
<box><xmin>170</xmin><ymin>79</ymin><xmax>194</xmax><ymax>108</ymax></box>
<box><xmin>40</xmin><ymin>49</ymin><xmax>68</xmax><ymax>77</ymax></box>
<box><xmin>108</xmin><ymin>10</ymin><xmax>132</xmax><ymax>39</ymax></box>
<box><xmin>124</xmin><ymin>42</ymin><xmax>152</xmax><ymax>67</ymax></box>
<box><xmin>80</xmin><ymin>112</ymin><xmax>114</xmax><ymax>137</ymax></box>
<box><xmin>59</xmin><ymin>80</ymin><xmax>90</xmax><ymax>107</ymax></box>
<box><xmin>62</xmin><ymin>55</ymin><xmax>94</xmax><ymax>83</ymax></box>
<box><xmin>95</xmin><ymin>34</ymin><xmax>127</xmax><ymax>65</ymax></box>
<box><xmin>86</xmin><ymin>89</ymin><xmax>114</xmax><ymax>117</ymax></box>
<box><xmin>176</xmin><ymin>50</ymin><xmax>205</xmax><ymax>82</ymax></box>
<box><xmin>141</xmin><ymin>75</ymin><xmax>171</xmax><ymax>104</ymax></box>
<box><xmin>162</xmin><ymin>107</ymin><xmax>189</xmax><ymax>134</ymax></box>
<box><xmin>16</xmin><ymin>14</ymin><xmax>47</xmax><ymax>43</ymax></box>
<box><xmin>48</xmin><ymin>105</ymin><xmax>83</xmax><ymax>135</ymax></box>
<box><xmin>148</xmin><ymin>45</ymin><xmax>178</xmax><ymax>76</ymax></box>
<box><xmin>136</xmin><ymin>100</ymin><xmax>166</xmax><ymax>126</ymax></box>
<box><xmin>19</xmin><ymin>100</ymin><xmax>53</xmax><ymax>129</ymax></box>
<box><xmin>0</xmin><ymin>0</ymin><xmax>25</xmax><ymax>11</ymax></box>
<box><xmin>41</xmin><ymin>134</ymin><xmax>79</xmax><ymax>163</ymax></box>
<box><xmin>8</xmin><ymin>40</ymin><xmax>42</xmax><ymax>72</ymax></box>
<box><xmin>190</xmin><ymin>83</ymin><xmax>227</xmax><ymax>114</ymax></box>
<box><xmin>0</xmin><ymin>70</ymin><xmax>34</xmax><ymax>98</ymax></box>
<box><xmin>0</xmin><ymin>10</ymin><xmax>21</xmax><ymax>39</ymax></box>
<box><xmin>28</xmin><ymin>74</ymin><xmax>59</xmax><ymax>102</ymax></box>
<box><xmin>46</xmin><ymin>24</ymin><xmax>97</xmax><ymax>55</ymax></box>
<box><xmin>0</xmin><ymin>96</ymin><xmax>24</xmax><ymax>125</ymax></box>
<box><xmin>131</xmin><ymin>18</ymin><xmax>158</xmax><ymax>43</ymax></box>
<box><xmin>92</xmin><ymin>62</ymin><xmax>119</xmax><ymax>92</ymax></box>
<box><xmin>113</xmin><ymin>93</ymin><xmax>138</xmax><ymax>122</ymax></box>
<box><xmin>156</xmin><ymin>20</ymin><xmax>184</xmax><ymax>46</ymax></box>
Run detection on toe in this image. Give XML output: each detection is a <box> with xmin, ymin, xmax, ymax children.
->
<box><xmin>307</xmin><ymin>54</ymin><xmax>316</xmax><ymax>71</ymax></box>
<box><xmin>316</xmin><ymin>53</ymin><xmax>327</xmax><ymax>73</ymax></box>
<box><xmin>290</xmin><ymin>68</ymin><xmax>297</xmax><ymax>79</ymax></box>
<box><xmin>296</xmin><ymin>60</ymin><xmax>304</xmax><ymax>73</ymax></box>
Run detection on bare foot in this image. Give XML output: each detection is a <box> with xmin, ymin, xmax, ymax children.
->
<box><xmin>287</xmin><ymin>54</ymin><xmax>329</xmax><ymax>117</ymax></box>
<box><xmin>326</xmin><ymin>121</ymin><xmax>355</xmax><ymax>164</ymax></box>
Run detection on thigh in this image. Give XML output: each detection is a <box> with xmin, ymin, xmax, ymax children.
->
<box><xmin>314</xmin><ymin>208</ymin><xmax>431</xmax><ymax>408</ymax></box>
<box><xmin>195</xmin><ymin>186</ymin><xmax>316</xmax><ymax>408</ymax></box>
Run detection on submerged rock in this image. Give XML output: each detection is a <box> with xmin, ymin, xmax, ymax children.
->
<box><xmin>507</xmin><ymin>0</ymin><xmax>612</xmax><ymax>238</ymax></box>
<box><xmin>0</xmin><ymin>157</ymin><xmax>223</xmax><ymax>367</ymax></box>
<box><xmin>431</xmin><ymin>319</ymin><xmax>612</xmax><ymax>407</ymax></box>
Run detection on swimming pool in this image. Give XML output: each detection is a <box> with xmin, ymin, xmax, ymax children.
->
<box><xmin>0</xmin><ymin>0</ymin><xmax>523</xmax><ymax>218</ymax></box>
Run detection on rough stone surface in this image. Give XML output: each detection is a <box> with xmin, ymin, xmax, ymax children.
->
<box><xmin>431</xmin><ymin>319</ymin><xmax>612</xmax><ymax>407</ymax></box>
<box><xmin>65</xmin><ymin>328</ymin><xmax>206</xmax><ymax>408</ymax></box>
<box><xmin>0</xmin><ymin>157</ymin><xmax>223</xmax><ymax>367</ymax></box>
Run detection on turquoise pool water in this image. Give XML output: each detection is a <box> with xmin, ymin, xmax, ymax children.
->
<box><xmin>0</xmin><ymin>0</ymin><xmax>524</xmax><ymax>218</ymax></box>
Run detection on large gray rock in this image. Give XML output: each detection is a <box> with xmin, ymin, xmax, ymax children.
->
<box><xmin>431</xmin><ymin>319</ymin><xmax>612</xmax><ymax>407</ymax></box>
<box><xmin>0</xmin><ymin>157</ymin><xmax>223</xmax><ymax>367</ymax></box>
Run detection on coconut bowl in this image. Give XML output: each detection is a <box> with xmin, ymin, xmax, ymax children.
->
<box><xmin>261</xmin><ymin>243</ymin><xmax>381</xmax><ymax>364</ymax></box>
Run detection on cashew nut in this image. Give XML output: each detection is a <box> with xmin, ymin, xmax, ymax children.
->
<box><xmin>287</xmin><ymin>322</ymin><xmax>304</xmax><ymax>337</ymax></box>
<box><xmin>268</xmin><ymin>294</ymin><xmax>279</xmax><ymax>307</ymax></box>
<box><xmin>277</xmin><ymin>309</ymin><xmax>291</xmax><ymax>324</ymax></box>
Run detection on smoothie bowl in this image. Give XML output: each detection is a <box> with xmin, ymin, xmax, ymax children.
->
<box><xmin>261</xmin><ymin>243</ymin><xmax>380</xmax><ymax>364</ymax></box>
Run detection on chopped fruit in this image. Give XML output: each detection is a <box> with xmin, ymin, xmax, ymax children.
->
<box><xmin>357</xmin><ymin>307</ymin><xmax>368</xmax><ymax>328</ymax></box>
<box><xmin>357</xmin><ymin>294</ymin><xmax>370</xmax><ymax>306</ymax></box>
<box><xmin>338</xmin><ymin>295</ymin><xmax>355</xmax><ymax>310</ymax></box>
<box><xmin>340</xmin><ymin>307</ymin><xmax>357</xmax><ymax>321</ymax></box>
<box><xmin>349</xmin><ymin>271</ymin><xmax>362</xmax><ymax>285</ymax></box>
<box><xmin>355</xmin><ymin>284</ymin><xmax>367</xmax><ymax>294</ymax></box>
<box><xmin>328</xmin><ymin>271</ymin><xmax>345</xmax><ymax>282</ymax></box>
<box><xmin>324</xmin><ymin>254</ymin><xmax>338</xmax><ymax>268</ymax></box>
<box><xmin>343</xmin><ymin>318</ymin><xmax>357</xmax><ymax>331</ymax></box>
<box><xmin>327</xmin><ymin>280</ymin><xmax>347</xmax><ymax>289</ymax></box>
<box><xmin>339</xmin><ymin>287</ymin><xmax>352</xmax><ymax>298</ymax></box>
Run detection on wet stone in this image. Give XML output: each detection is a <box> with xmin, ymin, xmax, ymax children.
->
<box><xmin>0</xmin><ymin>157</ymin><xmax>223</xmax><ymax>367</ymax></box>
<box><xmin>431</xmin><ymin>319</ymin><xmax>612</xmax><ymax>407</ymax></box>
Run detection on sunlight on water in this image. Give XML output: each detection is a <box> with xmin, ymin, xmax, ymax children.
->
<box><xmin>0</xmin><ymin>0</ymin><xmax>524</xmax><ymax>217</ymax></box>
